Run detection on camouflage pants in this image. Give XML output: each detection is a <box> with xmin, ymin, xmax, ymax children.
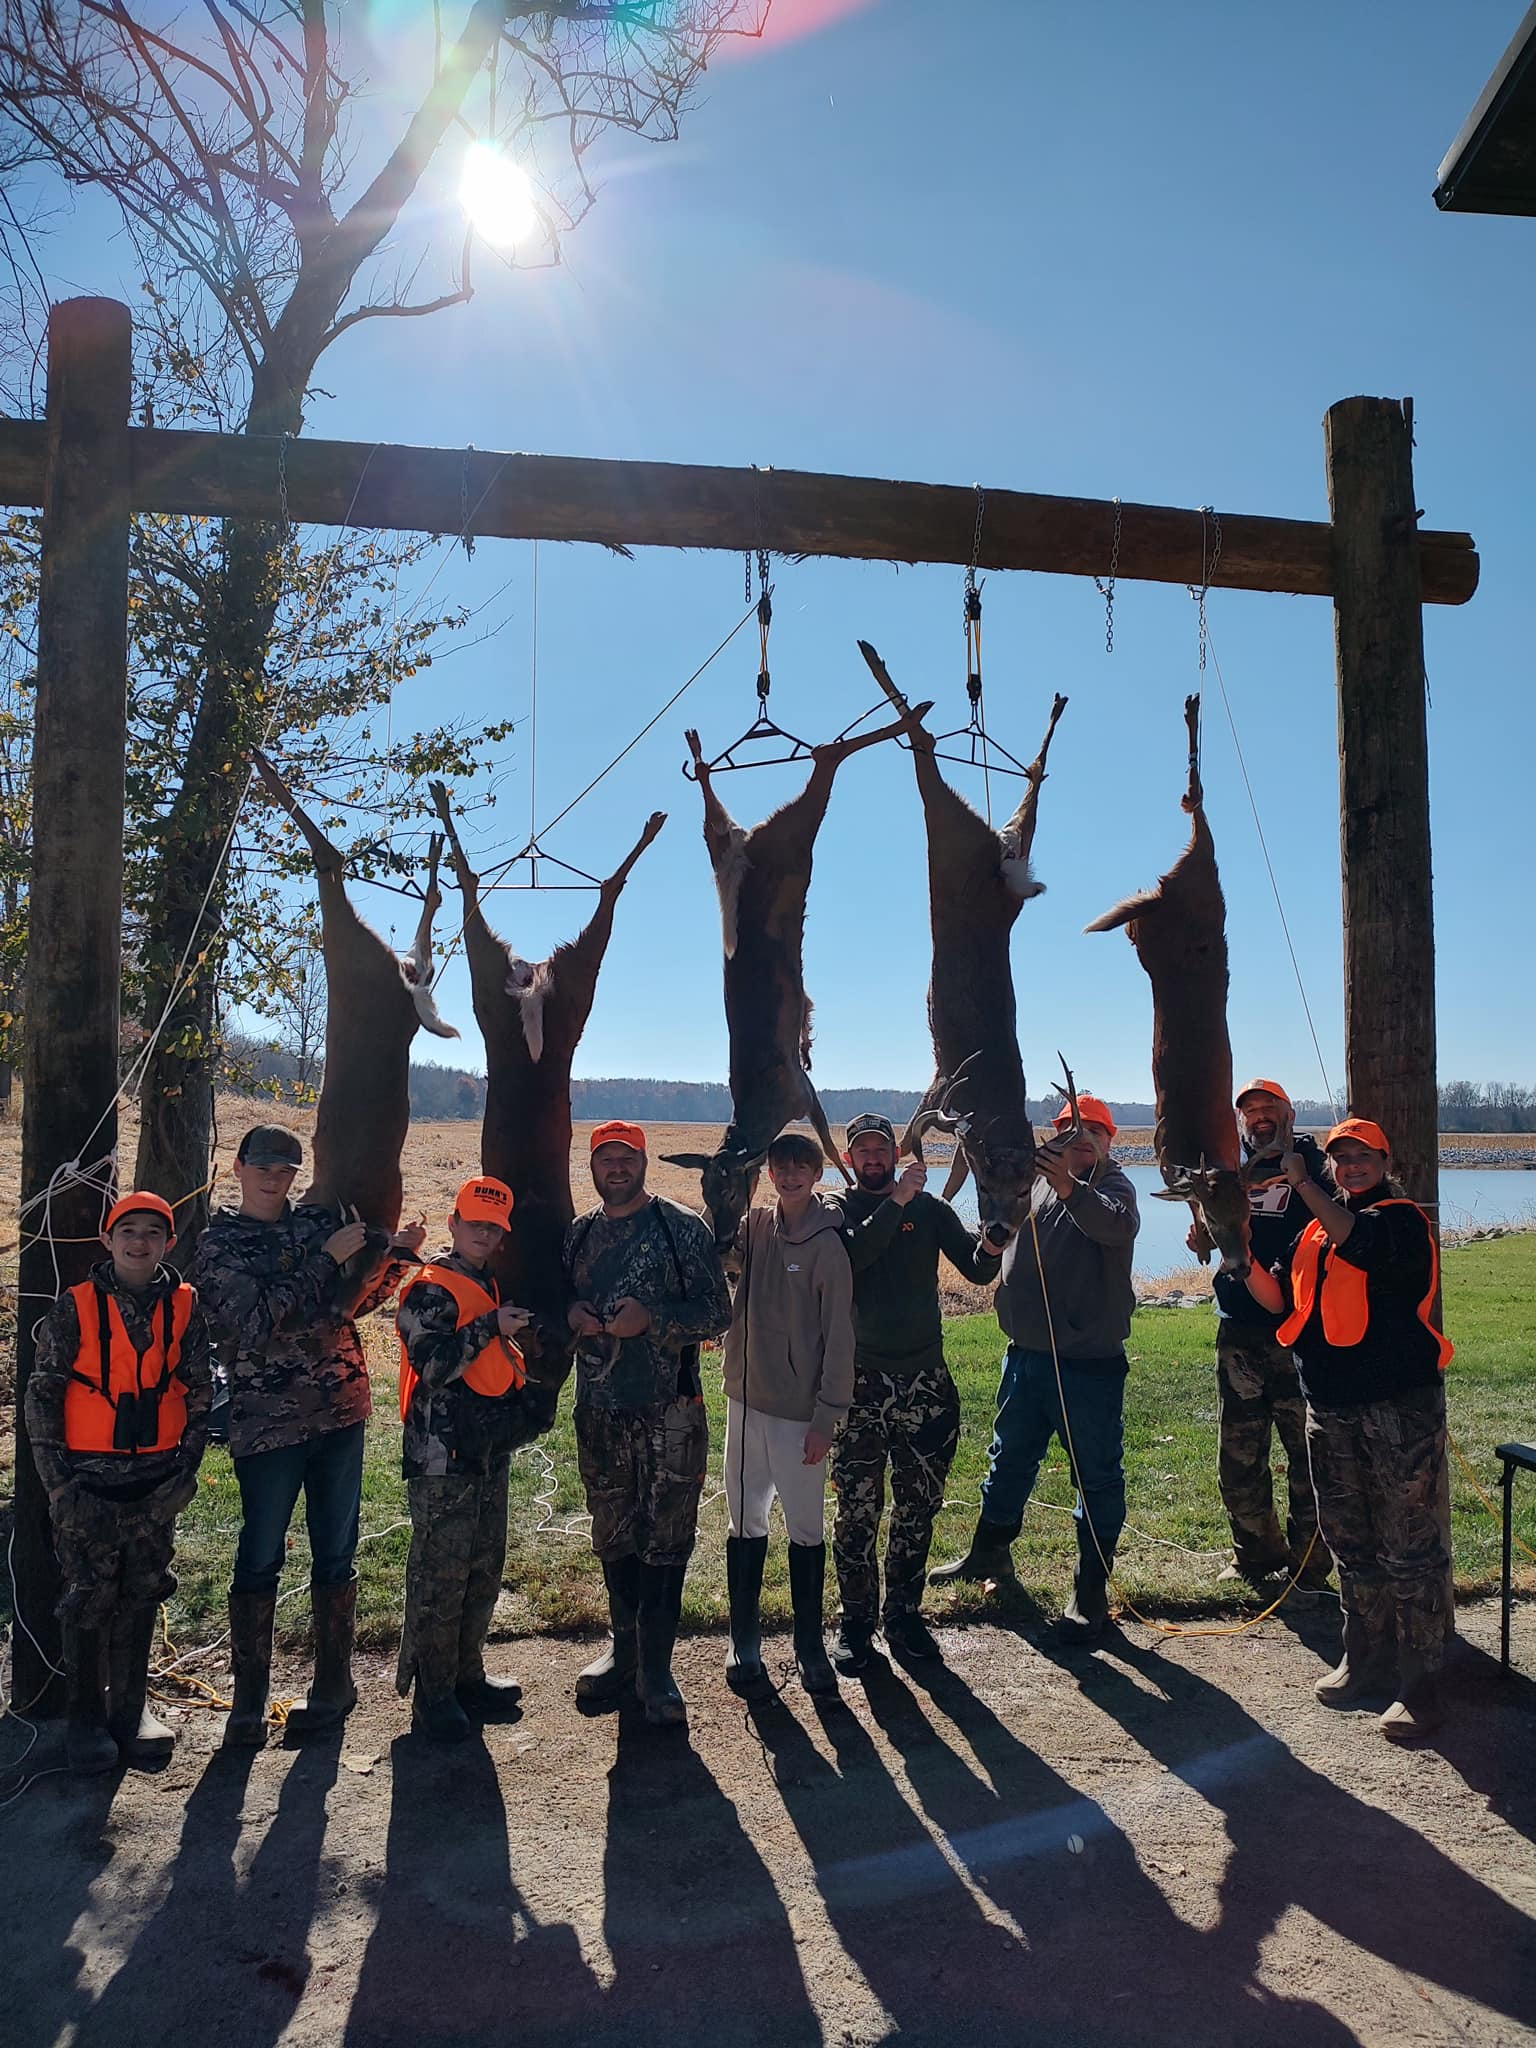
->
<box><xmin>1306</xmin><ymin>1383</ymin><xmax>1450</xmax><ymax>1668</ymax></box>
<box><xmin>831</xmin><ymin>1360</ymin><xmax>961</xmax><ymax>1626</ymax></box>
<box><xmin>50</xmin><ymin>1485</ymin><xmax>178</xmax><ymax>1630</ymax></box>
<box><xmin>574</xmin><ymin>1396</ymin><xmax>708</xmax><ymax>1569</ymax></box>
<box><xmin>396</xmin><ymin>1455</ymin><xmax>511</xmax><ymax>1700</ymax></box>
<box><xmin>1216</xmin><ymin>1328</ymin><xmax>1324</xmax><ymax>1580</ymax></box>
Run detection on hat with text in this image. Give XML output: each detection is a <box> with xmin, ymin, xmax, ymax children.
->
<box><xmin>1325</xmin><ymin>1117</ymin><xmax>1391</xmax><ymax>1155</ymax></box>
<box><xmin>455</xmin><ymin>1176</ymin><xmax>513</xmax><ymax>1226</ymax></box>
<box><xmin>844</xmin><ymin>1113</ymin><xmax>897</xmax><ymax>1146</ymax></box>
<box><xmin>590</xmin><ymin>1120</ymin><xmax>647</xmax><ymax>1154</ymax></box>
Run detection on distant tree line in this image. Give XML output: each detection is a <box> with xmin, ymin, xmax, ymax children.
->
<box><xmin>220</xmin><ymin>1042</ymin><xmax>1535</xmax><ymax>1134</ymax></box>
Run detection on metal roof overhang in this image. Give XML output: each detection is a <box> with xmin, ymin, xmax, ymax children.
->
<box><xmin>1435</xmin><ymin>2</ymin><xmax>1536</xmax><ymax>214</ymax></box>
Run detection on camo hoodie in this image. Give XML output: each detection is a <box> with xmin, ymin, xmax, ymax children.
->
<box><xmin>192</xmin><ymin>1203</ymin><xmax>407</xmax><ymax>1459</ymax></box>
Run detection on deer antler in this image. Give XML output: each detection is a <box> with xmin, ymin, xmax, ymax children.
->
<box><xmin>901</xmin><ymin>1052</ymin><xmax>981</xmax><ymax>1161</ymax></box>
<box><xmin>1051</xmin><ymin>1052</ymin><xmax>1082</xmax><ymax>1141</ymax></box>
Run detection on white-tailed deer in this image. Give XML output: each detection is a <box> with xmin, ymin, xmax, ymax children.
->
<box><xmin>430</xmin><ymin>783</ymin><xmax>665</xmax><ymax>1393</ymax></box>
<box><xmin>1084</xmin><ymin>695</ymin><xmax>1251</xmax><ymax>1275</ymax></box>
<box><xmin>859</xmin><ymin>641</ymin><xmax>1067</xmax><ymax>1239</ymax></box>
<box><xmin>251</xmin><ymin>751</ymin><xmax>456</xmax><ymax>1308</ymax></box>
<box><xmin>664</xmin><ymin>705</ymin><xmax>931</xmax><ymax>1250</ymax></box>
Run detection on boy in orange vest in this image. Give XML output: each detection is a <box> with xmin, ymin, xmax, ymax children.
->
<box><xmin>25</xmin><ymin>1192</ymin><xmax>213</xmax><ymax>1773</ymax></box>
<box><xmin>394</xmin><ymin>1177</ymin><xmax>534</xmax><ymax>1742</ymax></box>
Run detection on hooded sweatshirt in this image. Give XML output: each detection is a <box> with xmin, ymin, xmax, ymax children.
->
<box><xmin>993</xmin><ymin>1161</ymin><xmax>1140</xmax><ymax>1363</ymax></box>
<box><xmin>721</xmin><ymin>1195</ymin><xmax>855</xmax><ymax>1438</ymax></box>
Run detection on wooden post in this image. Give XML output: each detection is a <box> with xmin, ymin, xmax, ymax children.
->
<box><xmin>11</xmin><ymin>299</ymin><xmax>133</xmax><ymax>1713</ymax></box>
<box><xmin>1326</xmin><ymin>397</ymin><xmax>1439</xmax><ymax>1214</ymax></box>
<box><xmin>1326</xmin><ymin>396</ymin><xmax>1453</xmax><ymax>1634</ymax></box>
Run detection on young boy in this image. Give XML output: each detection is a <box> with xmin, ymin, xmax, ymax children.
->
<box><xmin>26</xmin><ymin>1192</ymin><xmax>213</xmax><ymax>1773</ymax></box>
<box><xmin>720</xmin><ymin>1130</ymin><xmax>854</xmax><ymax>1697</ymax></box>
<box><xmin>395</xmin><ymin>1177</ymin><xmax>535</xmax><ymax>1743</ymax></box>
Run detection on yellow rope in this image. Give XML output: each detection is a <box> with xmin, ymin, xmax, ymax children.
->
<box><xmin>1448</xmin><ymin>1425</ymin><xmax>1536</xmax><ymax>1565</ymax></box>
<box><xmin>149</xmin><ymin>1605</ymin><xmax>296</xmax><ymax>1724</ymax></box>
<box><xmin>1026</xmin><ymin>1205</ymin><xmax>1321</xmax><ymax>1639</ymax></box>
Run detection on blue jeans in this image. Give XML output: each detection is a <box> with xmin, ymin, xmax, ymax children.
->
<box><xmin>978</xmin><ymin>1346</ymin><xmax>1127</xmax><ymax>1578</ymax></box>
<box><xmin>231</xmin><ymin>1421</ymin><xmax>366</xmax><ymax>1597</ymax></box>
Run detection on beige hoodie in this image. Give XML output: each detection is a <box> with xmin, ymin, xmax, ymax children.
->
<box><xmin>721</xmin><ymin>1195</ymin><xmax>855</xmax><ymax>1438</ymax></box>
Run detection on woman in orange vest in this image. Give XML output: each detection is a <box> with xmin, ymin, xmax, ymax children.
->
<box><xmin>394</xmin><ymin>1177</ymin><xmax>537</xmax><ymax>1742</ymax></box>
<box><xmin>24</xmin><ymin>1192</ymin><xmax>213</xmax><ymax>1773</ymax></box>
<box><xmin>1244</xmin><ymin>1118</ymin><xmax>1452</xmax><ymax>1742</ymax></box>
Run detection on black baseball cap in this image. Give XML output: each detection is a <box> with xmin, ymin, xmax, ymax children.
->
<box><xmin>844</xmin><ymin>1113</ymin><xmax>897</xmax><ymax>1145</ymax></box>
<box><xmin>237</xmin><ymin>1124</ymin><xmax>304</xmax><ymax>1169</ymax></box>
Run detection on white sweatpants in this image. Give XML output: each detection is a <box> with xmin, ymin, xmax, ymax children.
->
<box><xmin>723</xmin><ymin>1398</ymin><xmax>829</xmax><ymax>1547</ymax></box>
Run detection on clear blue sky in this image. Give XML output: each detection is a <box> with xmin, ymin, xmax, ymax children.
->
<box><xmin>37</xmin><ymin>0</ymin><xmax>1536</xmax><ymax>1102</ymax></box>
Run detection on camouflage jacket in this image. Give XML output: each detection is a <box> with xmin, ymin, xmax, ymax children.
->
<box><xmin>192</xmin><ymin>1203</ymin><xmax>406</xmax><ymax>1459</ymax></box>
<box><xmin>397</xmin><ymin>1248</ymin><xmax>545</xmax><ymax>1478</ymax></box>
<box><xmin>26</xmin><ymin>1258</ymin><xmax>214</xmax><ymax>1500</ymax></box>
<box><xmin>562</xmin><ymin>1197</ymin><xmax>731</xmax><ymax>1412</ymax></box>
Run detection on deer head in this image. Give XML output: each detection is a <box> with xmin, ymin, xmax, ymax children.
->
<box><xmin>661</xmin><ymin>1142</ymin><xmax>767</xmax><ymax>1254</ymax></box>
<box><xmin>1152</xmin><ymin>1158</ymin><xmax>1252</xmax><ymax>1276</ymax></box>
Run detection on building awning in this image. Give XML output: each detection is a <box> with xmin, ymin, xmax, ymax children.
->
<box><xmin>1435</xmin><ymin>2</ymin><xmax>1536</xmax><ymax>214</ymax></box>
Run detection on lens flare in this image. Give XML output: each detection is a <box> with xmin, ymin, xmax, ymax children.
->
<box><xmin>459</xmin><ymin>142</ymin><xmax>538</xmax><ymax>250</ymax></box>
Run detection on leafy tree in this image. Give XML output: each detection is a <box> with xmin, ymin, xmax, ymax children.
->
<box><xmin>0</xmin><ymin>0</ymin><xmax>767</xmax><ymax>1219</ymax></box>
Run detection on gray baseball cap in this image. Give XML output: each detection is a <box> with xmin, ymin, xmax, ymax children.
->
<box><xmin>237</xmin><ymin>1124</ymin><xmax>304</xmax><ymax>1168</ymax></box>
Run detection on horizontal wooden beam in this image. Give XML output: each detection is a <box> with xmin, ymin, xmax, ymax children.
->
<box><xmin>0</xmin><ymin>415</ymin><xmax>1480</xmax><ymax>603</ymax></box>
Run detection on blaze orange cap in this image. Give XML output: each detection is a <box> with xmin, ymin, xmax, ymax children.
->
<box><xmin>1236</xmin><ymin>1079</ymin><xmax>1292</xmax><ymax>1112</ymax></box>
<box><xmin>1055</xmin><ymin>1095</ymin><xmax>1117</xmax><ymax>1139</ymax></box>
<box><xmin>1325</xmin><ymin>1118</ymin><xmax>1391</xmax><ymax>1155</ymax></box>
<box><xmin>454</xmin><ymin>1176</ymin><xmax>513</xmax><ymax>1226</ymax></box>
<box><xmin>590</xmin><ymin>1120</ymin><xmax>647</xmax><ymax>1154</ymax></box>
<box><xmin>104</xmin><ymin>1191</ymin><xmax>176</xmax><ymax>1243</ymax></box>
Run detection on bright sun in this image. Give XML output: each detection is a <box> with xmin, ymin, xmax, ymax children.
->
<box><xmin>459</xmin><ymin>142</ymin><xmax>538</xmax><ymax>251</ymax></box>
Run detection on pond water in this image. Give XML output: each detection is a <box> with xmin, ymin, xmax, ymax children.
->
<box><xmin>941</xmin><ymin>1164</ymin><xmax>1536</xmax><ymax>1279</ymax></box>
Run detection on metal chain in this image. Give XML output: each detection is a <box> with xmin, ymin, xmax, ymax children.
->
<box><xmin>1092</xmin><ymin>495</ymin><xmax>1122</xmax><ymax>653</ymax></box>
<box><xmin>1188</xmin><ymin>504</ymin><xmax>1223</xmax><ymax>673</ymax></box>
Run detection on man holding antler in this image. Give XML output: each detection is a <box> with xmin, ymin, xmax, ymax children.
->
<box><xmin>932</xmin><ymin>1095</ymin><xmax>1139</xmax><ymax>1646</ymax></box>
<box><xmin>829</xmin><ymin>1111</ymin><xmax>1010</xmax><ymax>1672</ymax></box>
<box><xmin>1207</xmin><ymin>1081</ymin><xmax>1332</xmax><ymax>1596</ymax></box>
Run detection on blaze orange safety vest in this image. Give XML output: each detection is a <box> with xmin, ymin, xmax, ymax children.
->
<box><xmin>1276</xmin><ymin>1200</ymin><xmax>1453</xmax><ymax>1367</ymax></box>
<box><xmin>396</xmin><ymin>1262</ymin><xmax>526</xmax><ymax>1422</ymax></box>
<box><xmin>63</xmin><ymin>1280</ymin><xmax>194</xmax><ymax>1455</ymax></box>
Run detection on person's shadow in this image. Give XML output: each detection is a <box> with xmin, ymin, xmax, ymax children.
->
<box><xmin>598</xmin><ymin>1697</ymin><xmax>819</xmax><ymax>2045</ymax></box>
<box><xmin>1037</xmin><ymin>1621</ymin><xmax>1536</xmax><ymax>2038</ymax></box>
<box><xmin>346</xmin><ymin>1725</ymin><xmax>601</xmax><ymax>2048</ymax></box>
<box><xmin>0</xmin><ymin>1733</ymin><xmax>123</xmax><ymax>2048</ymax></box>
<box><xmin>58</xmin><ymin>1739</ymin><xmax>341</xmax><ymax>2048</ymax></box>
<box><xmin>864</xmin><ymin>1649</ymin><xmax>1356</xmax><ymax>2044</ymax></box>
<box><xmin>747</xmin><ymin>1676</ymin><xmax>1035</xmax><ymax>2041</ymax></box>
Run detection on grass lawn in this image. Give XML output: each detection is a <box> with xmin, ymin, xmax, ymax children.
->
<box><xmin>143</xmin><ymin>1231</ymin><xmax>1536</xmax><ymax>1652</ymax></box>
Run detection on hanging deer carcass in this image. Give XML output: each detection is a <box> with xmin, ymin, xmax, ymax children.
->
<box><xmin>430</xmin><ymin>785</ymin><xmax>665</xmax><ymax>1398</ymax></box>
<box><xmin>858</xmin><ymin>642</ymin><xmax>1067</xmax><ymax>1239</ymax></box>
<box><xmin>252</xmin><ymin>752</ymin><xmax>457</xmax><ymax>1308</ymax></box>
<box><xmin>663</xmin><ymin>706</ymin><xmax>931</xmax><ymax>1251</ymax></box>
<box><xmin>1084</xmin><ymin>694</ymin><xmax>1252</xmax><ymax>1275</ymax></box>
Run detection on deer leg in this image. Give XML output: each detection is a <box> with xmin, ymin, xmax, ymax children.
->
<box><xmin>600</xmin><ymin>810</ymin><xmax>667</xmax><ymax>903</ymax></box>
<box><xmin>998</xmin><ymin>692</ymin><xmax>1070</xmax><ymax>869</ymax></box>
<box><xmin>253</xmin><ymin>750</ymin><xmax>345</xmax><ymax>883</ymax></box>
<box><xmin>428</xmin><ymin>779</ymin><xmax>483</xmax><ymax>916</ymax></box>
<box><xmin>816</xmin><ymin>702</ymin><xmax>935</xmax><ymax>768</ymax></box>
<box><xmin>804</xmin><ymin>1083</ymin><xmax>853</xmax><ymax>1185</ymax></box>
<box><xmin>408</xmin><ymin>834</ymin><xmax>445</xmax><ymax>985</ymax></box>
<box><xmin>1182</xmin><ymin>693</ymin><xmax>1204</xmax><ymax>815</ymax></box>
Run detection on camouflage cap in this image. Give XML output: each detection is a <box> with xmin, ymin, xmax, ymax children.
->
<box><xmin>237</xmin><ymin>1124</ymin><xmax>304</xmax><ymax>1168</ymax></box>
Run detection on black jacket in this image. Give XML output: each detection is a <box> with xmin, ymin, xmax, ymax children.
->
<box><xmin>1278</xmin><ymin>1188</ymin><xmax>1447</xmax><ymax>1410</ymax></box>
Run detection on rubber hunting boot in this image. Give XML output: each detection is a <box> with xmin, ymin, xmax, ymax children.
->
<box><xmin>576</xmin><ymin>1556</ymin><xmax>642</xmax><ymax>1703</ymax></box>
<box><xmin>223</xmin><ymin>1591</ymin><xmax>276</xmax><ymax>1748</ymax></box>
<box><xmin>929</xmin><ymin>1513</ymin><xmax>1021</xmax><ymax>1586</ymax></box>
<box><xmin>63</xmin><ymin>1624</ymin><xmax>119</xmax><ymax>1776</ymax></box>
<box><xmin>285</xmin><ymin>1578</ymin><xmax>358</xmax><ymax>1737</ymax></box>
<box><xmin>635</xmin><ymin>1562</ymin><xmax>688</xmax><ymax>1727</ymax></box>
<box><xmin>725</xmin><ymin>1534</ymin><xmax>771</xmax><ymax>1698</ymax></box>
<box><xmin>1379</xmin><ymin>1648</ymin><xmax>1445</xmax><ymax>1743</ymax></box>
<box><xmin>1057</xmin><ymin>1559</ymin><xmax>1112</xmax><ymax>1646</ymax></box>
<box><xmin>788</xmin><ymin>1541</ymin><xmax>838</xmax><ymax>1697</ymax></box>
<box><xmin>108</xmin><ymin>1602</ymin><xmax>176</xmax><ymax>1763</ymax></box>
<box><xmin>828</xmin><ymin>1617</ymin><xmax>876</xmax><ymax>1676</ymax></box>
<box><xmin>1314</xmin><ymin>1607</ymin><xmax>1394</xmax><ymax>1707</ymax></box>
<box><xmin>414</xmin><ymin>1686</ymin><xmax>474</xmax><ymax>1743</ymax></box>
